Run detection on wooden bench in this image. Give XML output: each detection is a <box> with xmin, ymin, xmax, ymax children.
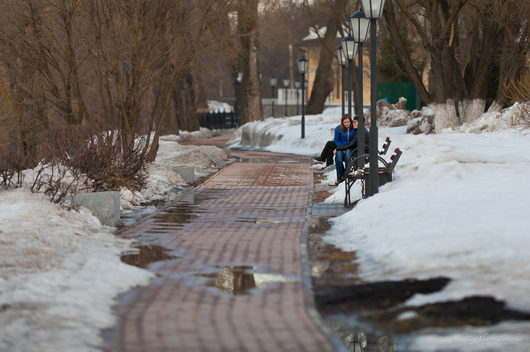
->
<box><xmin>343</xmin><ymin>137</ymin><xmax>402</xmax><ymax>207</ymax></box>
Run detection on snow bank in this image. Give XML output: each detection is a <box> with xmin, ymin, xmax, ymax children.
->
<box><xmin>0</xmin><ymin>189</ymin><xmax>153</xmax><ymax>351</ymax></box>
<box><xmin>323</xmin><ymin>130</ymin><xmax>530</xmax><ymax>313</ymax></box>
<box><xmin>0</xmin><ymin>126</ymin><xmax>230</xmax><ymax>351</ymax></box>
<box><xmin>120</xmin><ymin>132</ymin><xmax>229</xmax><ymax>208</ymax></box>
<box><xmin>231</xmin><ymin>107</ymin><xmax>342</xmax><ymax>155</ymax></box>
<box><xmin>455</xmin><ymin>102</ymin><xmax>530</xmax><ymax>133</ymax></box>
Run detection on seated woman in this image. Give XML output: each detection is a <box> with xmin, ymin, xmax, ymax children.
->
<box><xmin>335</xmin><ymin>116</ymin><xmax>370</xmax><ymax>159</ymax></box>
<box><xmin>332</xmin><ymin>114</ymin><xmax>356</xmax><ymax>185</ymax></box>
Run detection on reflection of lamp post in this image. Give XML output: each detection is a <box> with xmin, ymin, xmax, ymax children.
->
<box><xmin>283</xmin><ymin>78</ymin><xmax>290</xmax><ymax>116</ymax></box>
<box><xmin>363</xmin><ymin>0</ymin><xmax>385</xmax><ymax>196</ymax></box>
<box><xmin>295</xmin><ymin>80</ymin><xmax>301</xmax><ymax>115</ymax></box>
<box><xmin>342</xmin><ymin>36</ymin><xmax>357</xmax><ymax>118</ymax></box>
<box><xmin>297</xmin><ymin>56</ymin><xmax>308</xmax><ymax>139</ymax></box>
<box><xmin>351</xmin><ymin>8</ymin><xmax>370</xmax><ymax>169</ymax></box>
<box><xmin>270</xmin><ymin>75</ymin><xmax>277</xmax><ymax>117</ymax></box>
<box><xmin>335</xmin><ymin>45</ymin><xmax>346</xmax><ymax>117</ymax></box>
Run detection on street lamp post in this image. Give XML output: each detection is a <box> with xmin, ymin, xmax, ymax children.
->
<box><xmin>295</xmin><ymin>80</ymin><xmax>301</xmax><ymax>115</ymax></box>
<box><xmin>297</xmin><ymin>56</ymin><xmax>309</xmax><ymax>139</ymax></box>
<box><xmin>283</xmin><ymin>78</ymin><xmax>290</xmax><ymax>117</ymax></box>
<box><xmin>350</xmin><ymin>9</ymin><xmax>370</xmax><ymax>170</ymax></box>
<box><xmin>235</xmin><ymin>69</ymin><xmax>243</xmax><ymax>121</ymax></box>
<box><xmin>362</xmin><ymin>0</ymin><xmax>385</xmax><ymax>196</ymax></box>
<box><xmin>270</xmin><ymin>75</ymin><xmax>277</xmax><ymax>117</ymax></box>
<box><xmin>335</xmin><ymin>45</ymin><xmax>347</xmax><ymax>117</ymax></box>
<box><xmin>341</xmin><ymin>36</ymin><xmax>357</xmax><ymax>118</ymax></box>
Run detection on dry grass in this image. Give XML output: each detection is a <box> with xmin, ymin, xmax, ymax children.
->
<box><xmin>506</xmin><ymin>71</ymin><xmax>530</xmax><ymax>128</ymax></box>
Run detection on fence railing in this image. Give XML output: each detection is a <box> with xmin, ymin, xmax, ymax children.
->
<box><xmin>198</xmin><ymin>111</ymin><xmax>240</xmax><ymax>129</ymax></box>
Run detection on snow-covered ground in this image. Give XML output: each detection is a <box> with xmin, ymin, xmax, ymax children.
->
<box><xmin>229</xmin><ymin>104</ymin><xmax>530</xmax><ymax>351</ymax></box>
<box><xmin>0</xmin><ymin>128</ymin><xmax>229</xmax><ymax>351</ymax></box>
<box><xmin>208</xmin><ymin>100</ymin><xmax>233</xmax><ymax>112</ymax></box>
<box><xmin>1</xmin><ymin>100</ymin><xmax>528</xmax><ymax>351</ymax></box>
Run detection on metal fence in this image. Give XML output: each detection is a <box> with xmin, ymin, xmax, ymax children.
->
<box><xmin>198</xmin><ymin>111</ymin><xmax>240</xmax><ymax>129</ymax></box>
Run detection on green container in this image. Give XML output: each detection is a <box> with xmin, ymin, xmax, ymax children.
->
<box><xmin>377</xmin><ymin>82</ymin><xmax>421</xmax><ymax>111</ymax></box>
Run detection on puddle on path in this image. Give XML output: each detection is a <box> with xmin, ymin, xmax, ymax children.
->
<box><xmin>122</xmin><ymin>188</ymin><xmax>229</xmax><ymax>235</ymax></box>
<box><xmin>196</xmin><ymin>265</ymin><xmax>298</xmax><ymax>296</ymax></box>
<box><xmin>238</xmin><ymin>157</ymin><xmax>303</xmax><ymax>164</ymax></box>
<box><xmin>120</xmin><ymin>245</ymin><xmax>178</xmax><ymax>268</ymax></box>
<box><xmin>235</xmin><ymin>217</ymin><xmax>294</xmax><ymax>224</ymax></box>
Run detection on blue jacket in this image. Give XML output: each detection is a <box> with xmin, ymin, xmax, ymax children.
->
<box><xmin>334</xmin><ymin>125</ymin><xmax>356</xmax><ymax>147</ymax></box>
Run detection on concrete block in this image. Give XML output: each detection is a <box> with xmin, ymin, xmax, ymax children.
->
<box><xmin>173</xmin><ymin>165</ymin><xmax>195</xmax><ymax>184</ymax></box>
<box><xmin>73</xmin><ymin>191</ymin><xmax>121</xmax><ymax>226</ymax></box>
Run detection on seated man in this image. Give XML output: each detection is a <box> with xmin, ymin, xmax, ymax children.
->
<box><xmin>313</xmin><ymin>140</ymin><xmax>336</xmax><ymax>167</ymax></box>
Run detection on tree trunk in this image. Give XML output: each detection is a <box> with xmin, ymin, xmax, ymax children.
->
<box><xmin>487</xmin><ymin>99</ymin><xmax>504</xmax><ymax>113</ymax></box>
<box><xmin>461</xmin><ymin>98</ymin><xmax>486</xmax><ymax>124</ymax></box>
<box><xmin>238</xmin><ymin>0</ymin><xmax>262</xmax><ymax>124</ymax></box>
<box><xmin>306</xmin><ymin>0</ymin><xmax>346</xmax><ymax>115</ymax></box>
<box><xmin>306</xmin><ymin>25</ymin><xmax>337</xmax><ymax>114</ymax></box>
<box><xmin>432</xmin><ymin>100</ymin><xmax>460</xmax><ymax>133</ymax></box>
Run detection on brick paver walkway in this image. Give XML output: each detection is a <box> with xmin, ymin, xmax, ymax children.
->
<box><xmin>104</xmin><ymin>145</ymin><xmax>335</xmax><ymax>351</ymax></box>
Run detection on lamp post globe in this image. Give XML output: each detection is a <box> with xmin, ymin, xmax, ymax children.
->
<box><xmin>362</xmin><ymin>0</ymin><xmax>386</xmax><ymax>19</ymax></box>
<box><xmin>341</xmin><ymin>36</ymin><xmax>357</xmax><ymax>61</ymax></box>
<box><xmin>296</xmin><ymin>56</ymin><xmax>309</xmax><ymax>75</ymax></box>
<box><xmin>296</xmin><ymin>56</ymin><xmax>309</xmax><ymax>139</ymax></box>
<box><xmin>350</xmin><ymin>9</ymin><xmax>370</xmax><ymax>44</ymax></box>
<box><xmin>342</xmin><ymin>36</ymin><xmax>357</xmax><ymax>118</ymax></box>
<box><xmin>335</xmin><ymin>45</ymin><xmax>344</xmax><ymax>66</ymax></box>
<box><xmin>235</xmin><ymin>69</ymin><xmax>243</xmax><ymax>83</ymax></box>
<box><xmin>270</xmin><ymin>75</ymin><xmax>277</xmax><ymax>117</ymax></box>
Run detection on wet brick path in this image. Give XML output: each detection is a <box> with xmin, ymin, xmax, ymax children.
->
<box><xmin>103</xmin><ymin>148</ymin><xmax>335</xmax><ymax>352</ymax></box>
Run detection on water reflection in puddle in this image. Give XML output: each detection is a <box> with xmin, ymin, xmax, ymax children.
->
<box><xmin>197</xmin><ymin>265</ymin><xmax>297</xmax><ymax>296</ymax></box>
<box><xmin>120</xmin><ymin>245</ymin><xmax>178</xmax><ymax>268</ymax></box>
<box><xmin>235</xmin><ymin>217</ymin><xmax>293</xmax><ymax>224</ymax></box>
<box><xmin>325</xmin><ymin>315</ymin><xmax>398</xmax><ymax>352</ymax></box>
<box><xmin>137</xmin><ymin>188</ymin><xmax>228</xmax><ymax>234</ymax></box>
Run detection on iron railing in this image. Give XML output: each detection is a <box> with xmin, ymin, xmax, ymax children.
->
<box><xmin>198</xmin><ymin>111</ymin><xmax>240</xmax><ymax>129</ymax></box>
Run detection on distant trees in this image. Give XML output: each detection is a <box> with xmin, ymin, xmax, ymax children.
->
<box><xmin>0</xmin><ymin>0</ymin><xmax>221</xmax><ymax>193</ymax></box>
<box><xmin>384</xmin><ymin>0</ymin><xmax>529</xmax><ymax>132</ymax></box>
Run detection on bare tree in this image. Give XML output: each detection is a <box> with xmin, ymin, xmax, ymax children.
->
<box><xmin>486</xmin><ymin>0</ymin><xmax>529</xmax><ymax>112</ymax></box>
<box><xmin>304</xmin><ymin>0</ymin><xmax>349</xmax><ymax>115</ymax></box>
<box><xmin>237</xmin><ymin>0</ymin><xmax>263</xmax><ymax>123</ymax></box>
<box><xmin>384</xmin><ymin>0</ymin><xmax>529</xmax><ymax>132</ymax></box>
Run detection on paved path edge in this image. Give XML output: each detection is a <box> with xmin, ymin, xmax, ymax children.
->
<box><xmin>300</xmin><ymin>173</ymin><xmax>349</xmax><ymax>352</ymax></box>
